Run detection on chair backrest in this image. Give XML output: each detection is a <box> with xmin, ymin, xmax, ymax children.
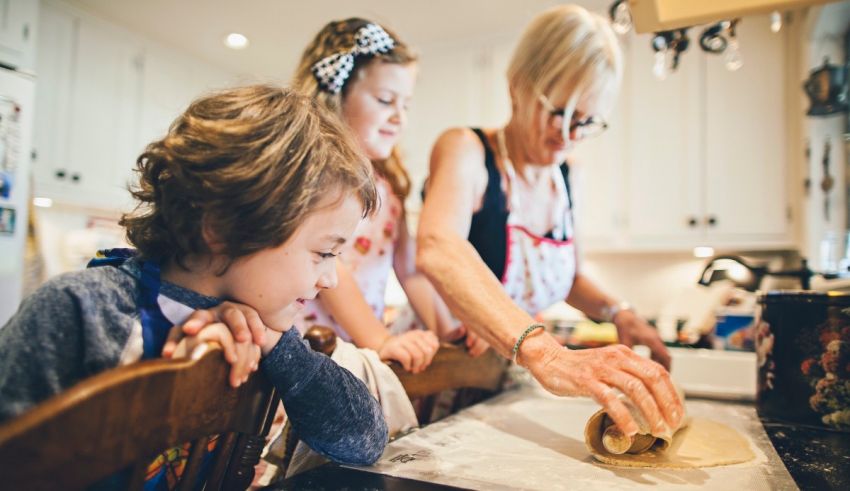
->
<box><xmin>304</xmin><ymin>325</ymin><xmax>509</xmax><ymax>424</ymax></box>
<box><xmin>389</xmin><ymin>342</ymin><xmax>509</xmax><ymax>424</ymax></box>
<box><xmin>0</xmin><ymin>343</ymin><xmax>278</xmax><ymax>491</ymax></box>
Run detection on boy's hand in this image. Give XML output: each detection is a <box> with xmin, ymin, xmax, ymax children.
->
<box><xmin>161</xmin><ymin>302</ymin><xmax>267</xmax><ymax>388</ymax></box>
<box><xmin>378</xmin><ymin>330</ymin><xmax>440</xmax><ymax>374</ymax></box>
<box><xmin>165</xmin><ymin>302</ymin><xmax>267</xmax><ymax>353</ymax></box>
<box><xmin>168</xmin><ymin>323</ymin><xmax>261</xmax><ymax>388</ymax></box>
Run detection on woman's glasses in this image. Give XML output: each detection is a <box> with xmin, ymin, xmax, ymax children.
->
<box><xmin>538</xmin><ymin>93</ymin><xmax>608</xmax><ymax>140</ymax></box>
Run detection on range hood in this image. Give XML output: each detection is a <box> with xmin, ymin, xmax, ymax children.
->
<box><xmin>629</xmin><ymin>0</ymin><xmax>837</xmax><ymax>33</ymax></box>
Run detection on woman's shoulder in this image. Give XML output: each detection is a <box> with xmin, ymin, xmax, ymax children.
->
<box><xmin>431</xmin><ymin>127</ymin><xmax>494</xmax><ymax>175</ymax></box>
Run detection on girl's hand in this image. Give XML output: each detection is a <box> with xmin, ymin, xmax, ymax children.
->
<box><xmin>378</xmin><ymin>330</ymin><xmax>440</xmax><ymax>374</ymax></box>
<box><xmin>523</xmin><ymin>337</ymin><xmax>684</xmax><ymax>437</ymax></box>
<box><xmin>442</xmin><ymin>325</ymin><xmax>490</xmax><ymax>357</ymax></box>
<box><xmin>166</xmin><ymin>322</ymin><xmax>261</xmax><ymax>388</ymax></box>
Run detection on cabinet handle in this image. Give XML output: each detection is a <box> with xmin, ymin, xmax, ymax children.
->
<box><xmin>31</xmin><ymin>149</ymin><xmax>37</xmax><ymax>161</ymax></box>
<box><xmin>22</xmin><ymin>24</ymin><xmax>30</xmax><ymax>41</ymax></box>
<box><xmin>687</xmin><ymin>217</ymin><xmax>698</xmax><ymax>228</ymax></box>
<box><xmin>706</xmin><ymin>215</ymin><xmax>718</xmax><ymax>227</ymax></box>
<box><xmin>55</xmin><ymin>169</ymin><xmax>66</xmax><ymax>180</ymax></box>
<box><xmin>71</xmin><ymin>173</ymin><xmax>81</xmax><ymax>183</ymax></box>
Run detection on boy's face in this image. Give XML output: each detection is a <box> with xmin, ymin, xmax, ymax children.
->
<box><xmin>218</xmin><ymin>193</ymin><xmax>364</xmax><ymax>330</ymax></box>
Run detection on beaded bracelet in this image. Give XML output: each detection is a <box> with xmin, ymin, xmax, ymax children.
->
<box><xmin>511</xmin><ymin>323</ymin><xmax>546</xmax><ymax>364</ymax></box>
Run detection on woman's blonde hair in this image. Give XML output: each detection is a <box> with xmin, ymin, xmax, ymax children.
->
<box><xmin>121</xmin><ymin>84</ymin><xmax>377</xmax><ymax>268</ymax></box>
<box><xmin>507</xmin><ymin>4</ymin><xmax>623</xmax><ymax>125</ymax></box>
<box><xmin>292</xmin><ymin>18</ymin><xmax>416</xmax><ymax>203</ymax></box>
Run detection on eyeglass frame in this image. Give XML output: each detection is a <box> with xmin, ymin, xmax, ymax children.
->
<box><xmin>537</xmin><ymin>92</ymin><xmax>609</xmax><ymax>139</ymax></box>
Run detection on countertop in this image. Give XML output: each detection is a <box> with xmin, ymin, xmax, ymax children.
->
<box><xmin>271</xmin><ymin>384</ymin><xmax>850</xmax><ymax>490</ymax></box>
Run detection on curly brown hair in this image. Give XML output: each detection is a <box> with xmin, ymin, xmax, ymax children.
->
<box><xmin>120</xmin><ymin>84</ymin><xmax>377</xmax><ymax>268</ymax></box>
<box><xmin>292</xmin><ymin>18</ymin><xmax>416</xmax><ymax>203</ymax></box>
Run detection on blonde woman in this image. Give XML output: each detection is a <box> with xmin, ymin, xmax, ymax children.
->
<box><xmin>291</xmin><ymin>19</ymin><xmax>447</xmax><ymax>373</ymax></box>
<box><xmin>417</xmin><ymin>5</ymin><xmax>683</xmax><ymax>437</ymax></box>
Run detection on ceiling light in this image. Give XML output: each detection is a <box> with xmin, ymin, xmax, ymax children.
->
<box><xmin>693</xmin><ymin>246</ymin><xmax>715</xmax><ymax>258</ymax></box>
<box><xmin>224</xmin><ymin>33</ymin><xmax>249</xmax><ymax>50</ymax></box>
<box><xmin>33</xmin><ymin>197</ymin><xmax>53</xmax><ymax>208</ymax></box>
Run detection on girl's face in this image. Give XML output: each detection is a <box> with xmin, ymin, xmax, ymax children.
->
<box><xmin>341</xmin><ymin>61</ymin><xmax>417</xmax><ymax>161</ymax></box>
<box><xmin>217</xmin><ymin>193</ymin><xmax>363</xmax><ymax>329</ymax></box>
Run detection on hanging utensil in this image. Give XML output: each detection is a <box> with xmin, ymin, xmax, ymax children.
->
<box><xmin>822</xmin><ymin>137</ymin><xmax>834</xmax><ymax>221</ymax></box>
<box><xmin>805</xmin><ymin>138</ymin><xmax>811</xmax><ymax>196</ymax></box>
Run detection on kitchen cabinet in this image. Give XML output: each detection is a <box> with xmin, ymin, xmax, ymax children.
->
<box><xmin>599</xmin><ymin>13</ymin><xmax>792</xmax><ymax>251</ymax></box>
<box><xmin>32</xmin><ymin>0</ymin><xmax>236</xmax><ymax>211</ymax></box>
<box><xmin>0</xmin><ymin>0</ymin><xmax>38</xmax><ymax>71</ymax></box>
<box><xmin>33</xmin><ymin>1</ymin><xmax>143</xmax><ymax>209</ymax></box>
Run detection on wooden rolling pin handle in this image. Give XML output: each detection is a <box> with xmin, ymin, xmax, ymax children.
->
<box><xmin>602</xmin><ymin>424</ymin><xmax>657</xmax><ymax>455</ymax></box>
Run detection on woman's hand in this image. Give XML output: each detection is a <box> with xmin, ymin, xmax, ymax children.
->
<box><xmin>161</xmin><ymin>302</ymin><xmax>267</xmax><ymax>388</ymax></box>
<box><xmin>613</xmin><ymin>310</ymin><xmax>671</xmax><ymax>371</ymax></box>
<box><xmin>378</xmin><ymin>330</ymin><xmax>440</xmax><ymax>373</ymax></box>
<box><xmin>522</xmin><ymin>336</ymin><xmax>684</xmax><ymax>437</ymax></box>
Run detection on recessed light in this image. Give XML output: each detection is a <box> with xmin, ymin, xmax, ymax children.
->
<box><xmin>33</xmin><ymin>197</ymin><xmax>53</xmax><ymax>208</ymax></box>
<box><xmin>224</xmin><ymin>33</ymin><xmax>249</xmax><ymax>50</ymax></box>
<box><xmin>693</xmin><ymin>246</ymin><xmax>715</xmax><ymax>259</ymax></box>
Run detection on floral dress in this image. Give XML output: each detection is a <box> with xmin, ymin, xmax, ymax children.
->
<box><xmin>293</xmin><ymin>176</ymin><xmax>409</xmax><ymax>340</ymax></box>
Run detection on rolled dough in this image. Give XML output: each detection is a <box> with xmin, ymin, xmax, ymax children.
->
<box><xmin>585</xmin><ymin>408</ymin><xmax>756</xmax><ymax>468</ymax></box>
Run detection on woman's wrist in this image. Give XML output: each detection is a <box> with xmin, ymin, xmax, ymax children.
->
<box><xmin>515</xmin><ymin>329</ymin><xmax>561</xmax><ymax>369</ymax></box>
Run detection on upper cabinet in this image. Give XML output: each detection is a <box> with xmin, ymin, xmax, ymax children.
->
<box><xmin>32</xmin><ymin>0</ymin><xmax>236</xmax><ymax>211</ymax></box>
<box><xmin>0</xmin><ymin>0</ymin><xmax>38</xmax><ymax>71</ymax></box>
<box><xmin>583</xmin><ymin>14</ymin><xmax>793</xmax><ymax>251</ymax></box>
<box><xmin>33</xmin><ymin>2</ymin><xmax>144</xmax><ymax>209</ymax></box>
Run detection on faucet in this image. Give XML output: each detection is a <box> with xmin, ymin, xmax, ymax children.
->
<box><xmin>698</xmin><ymin>255</ymin><xmax>813</xmax><ymax>291</ymax></box>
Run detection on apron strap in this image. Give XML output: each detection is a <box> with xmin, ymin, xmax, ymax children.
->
<box><xmin>87</xmin><ymin>248</ymin><xmax>172</xmax><ymax>359</ymax></box>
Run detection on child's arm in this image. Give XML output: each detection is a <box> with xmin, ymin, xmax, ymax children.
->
<box><xmin>261</xmin><ymin>327</ymin><xmax>388</xmax><ymax>465</ymax></box>
<box><xmin>318</xmin><ymin>261</ymin><xmax>438</xmax><ymax>373</ymax></box>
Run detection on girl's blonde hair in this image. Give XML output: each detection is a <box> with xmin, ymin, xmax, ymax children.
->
<box><xmin>293</xmin><ymin>18</ymin><xmax>416</xmax><ymax>203</ymax></box>
<box><xmin>507</xmin><ymin>4</ymin><xmax>623</xmax><ymax>125</ymax></box>
<box><xmin>122</xmin><ymin>85</ymin><xmax>377</xmax><ymax>268</ymax></box>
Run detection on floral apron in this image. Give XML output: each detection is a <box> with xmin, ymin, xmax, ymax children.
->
<box><xmin>497</xmin><ymin>134</ymin><xmax>576</xmax><ymax>316</ymax></box>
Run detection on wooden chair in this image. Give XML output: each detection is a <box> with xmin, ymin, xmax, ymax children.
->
<box><xmin>266</xmin><ymin>326</ymin><xmax>509</xmax><ymax>482</ymax></box>
<box><xmin>304</xmin><ymin>326</ymin><xmax>509</xmax><ymax>424</ymax></box>
<box><xmin>0</xmin><ymin>343</ymin><xmax>278</xmax><ymax>491</ymax></box>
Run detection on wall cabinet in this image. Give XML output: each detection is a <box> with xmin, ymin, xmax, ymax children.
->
<box><xmin>579</xmin><ymin>14</ymin><xmax>793</xmax><ymax>251</ymax></box>
<box><xmin>32</xmin><ymin>0</ymin><xmax>236</xmax><ymax>211</ymax></box>
<box><xmin>0</xmin><ymin>0</ymin><xmax>38</xmax><ymax>71</ymax></box>
<box><xmin>33</xmin><ymin>2</ymin><xmax>143</xmax><ymax>209</ymax></box>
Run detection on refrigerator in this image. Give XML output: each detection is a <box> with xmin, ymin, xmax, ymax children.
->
<box><xmin>0</xmin><ymin>66</ymin><xmax>35</xmax><ymax>326</ymax></box>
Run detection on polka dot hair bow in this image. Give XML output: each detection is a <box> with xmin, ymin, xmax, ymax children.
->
<box><xmin>311</xmin><ymin>23</ymin><xmax>395</xmax><ymax>94</ymax></box>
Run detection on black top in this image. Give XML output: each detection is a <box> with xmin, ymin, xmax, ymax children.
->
<box><xmin>466</xmin><ymin>128</ymin><xmax>572</xmax><ymax>281</ymax></box>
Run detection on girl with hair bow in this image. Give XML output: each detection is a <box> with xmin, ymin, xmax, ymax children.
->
<box><xmin>291</xmin><ymin>19</ymin><xmax>451</xmax><ymax>374</ymax></box>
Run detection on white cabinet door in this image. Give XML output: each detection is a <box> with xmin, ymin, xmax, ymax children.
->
<box><xmin>32</xmin><ymin>2</ymin><xmax>73</xmax><ymax>197</ymax></box>
<box><xmin>0</xmin><ymin>0</ymin><xmax>38</xmax><ymax>71</ymax></box>
<box><xmin>67</xmin><ymin>16</ymin><xmax>143</xmax><ymax>208</ymax></box>
<box><xmin>704</xmin><ymin>16</ymin><xmax>789</xmax><ymax>244</ymax></box>
<box><xmin>33</xmin><ymin>2</ymin><xmax>143</xmax><ymax>209</ymax></box>
<box><xmin>624</xmin><ymin>31</ymin><xmax>703</xmax><ymax>247</ymax></box>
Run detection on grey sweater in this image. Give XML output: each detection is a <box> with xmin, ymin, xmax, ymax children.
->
<box><xmin>0</xmin><ymin>261</ymin><xmax>388</xmax><ymax>465</ymax></box>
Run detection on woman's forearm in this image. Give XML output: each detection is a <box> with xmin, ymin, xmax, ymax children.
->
<box><xmin>416</xmin><ymin>228</ymin><xmax>535</xmax><ymax>358</ymax></box>
<box><xmin>565</xmin><ymin>273</ymin><xmax>618</xmax><ymax>320</ymax></box>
